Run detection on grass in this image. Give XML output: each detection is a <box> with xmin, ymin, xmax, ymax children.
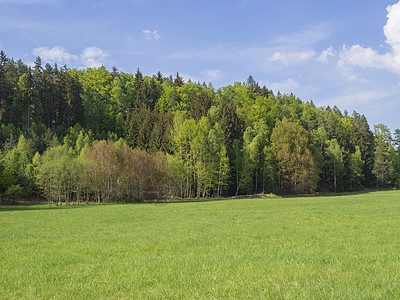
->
<box><xmin>1</xmin><ymin>190</ymin><xmax>400</xmax><ymax>299</ymax></box>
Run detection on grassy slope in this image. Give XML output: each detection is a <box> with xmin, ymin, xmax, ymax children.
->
<box><xmin>1</xmin><ymin>191</ymin><xmax>400</xmax><ymax>299</ymax></box>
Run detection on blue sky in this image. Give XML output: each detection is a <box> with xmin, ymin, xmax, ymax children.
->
<box><xmin>0</xmin><ymin>0</ymin><xmax>399</xmax><ymax>132</ymax></box>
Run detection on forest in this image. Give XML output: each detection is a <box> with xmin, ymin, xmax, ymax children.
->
<box><xmin>0</xmin><ymin>50</ymin><xmax>399</xmax><ymax>204</ymax></box>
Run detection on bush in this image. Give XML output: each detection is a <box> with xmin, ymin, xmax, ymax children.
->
<box><xmin>0</xmin><ymin>167</ymin><xmax>18</xmax><ymax>193</ymax></box>
<box><xmin>4</xmin><ymin>184</ymin><xmax>24</xmax><ymax>200</ymax></box>
<box><xmin>260</xmin><ymin>193</ymin><xmax>281</xmax><ymax>199</ymax></box>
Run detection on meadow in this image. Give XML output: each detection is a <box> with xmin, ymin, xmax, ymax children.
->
<box><xmin>1</xmin><ymin>191</ymin><xmax>400</xmax><ymax>299</ymax></box>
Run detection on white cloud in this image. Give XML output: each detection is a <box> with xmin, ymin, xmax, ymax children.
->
<box><xmin>178</xmin><ymin>70</ymin><xmax>225</xmax><ymax>85</ymax></box>
<box><xmin>317</xmin><ymin>47</ymin><xmax>336</xmax><ymax>63</ymax></box>
<box><xmin>325</xmin><ymin>91</ymin><xmax>386</xmax><ymax>107</ymax></box>
<box><xmin>338</xmin><ymin>45</ymin><xmax>397</xmax><ymax>72</ymax></box>
<box><xmin>168</xmin><ymin>43</ymin><xmax>315</xmax><ymax>68</ymax></box>
<box><xmin>80</xmin><ymin>47</ymin><xmax>110</xmax><ymax>68</ymax></box>
<box><xmin>33</xmin><ymin>46</ymin><xmax>78</xmax><ymax>65</ymax></box>
<box><xmin>340</xmin><ymin>66</ymin><xmax>365</xmax><ymax>82</ymax></box>
<box><xmin>267</xmin><ymin>78</ymin><xmax>300</xmax><ymax>94</ymax></box>
<box><xmin>338</xmin><ymin>1</ymin><xmax>400</xmax><ymax>75</ymax></box>
<box><xmin>180</xmin><ymin>73</ymin><xmax>196</xmax><ymax>83</ymax></box>
<box><xmin>274</xmin><ymin>23</ymin><xmax>332</xmax><ymax>46</ymax></box>
<box><xmin>143</xmin><ymin>29</ymin><xmax>161</xmax><ymax>40</ymax></box>
<box><xmin>270</xmin><ymin>51</ymin><xmax>316</xmax><ymax>65</ymax></box>
<box><xmin>200</xmin><ymin>69</ymin><xmax>226</xmax><ymax>82</ymax></box>
<box><xmin>384</xmin><ymin>1</ymin><xmax>400</xmax><ymax>58</ymax></box>
<box><xmin>32</xmin><ymin>46</ymin><xmax>109</xmax><ymax>68</ymax></box>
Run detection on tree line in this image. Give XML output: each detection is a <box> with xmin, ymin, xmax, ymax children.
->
<box><xmin>1</xmin><ymin>50</ymin><xmax>399</xmax><ymax>203</ymax></box>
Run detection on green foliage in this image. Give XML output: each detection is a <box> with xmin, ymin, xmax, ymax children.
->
<box><xmin>3</xmin><ymin>184</ymin><xmax>24</xmax><ymax>199</ymax></box>
<box><xmin>260</xmin><ymin>192</ymin><xmax>281</xmax><ymax>199</ymax></box>
<box><xmin>349</xmin><ymin>146</ymin><xmax>364</xmax><ymax>189</ymax></box>
<box><xmin>326</xmin><ymin>139</ymin><xmax>345</xmax><ymax>192</ymax></box>
<box><xmin>1</xmin><ymin>134</ymin><xmax>34</xmax><ymax>195</ymax></box>
<box><xmin>373</xmin><ymin>124</ymin><xmax>396</xmax><ymax>188</ymax></box>
<box><xmin>171</xmin><ymin>115</ymin><xmax>230</xmax><ymax>198</ymax></box>
<box><xmin>237</xmin><ymin>121</ymin><xmax>270</xmax><ymax>194</ymax></box>
<box><xmin>1</xmin><ymin>50</ymin><xmax>400</xmax><ymax>198</ymax></box>
<box><xmin>271</xmin><ymin>122</ymin><xmax>318</xmax><ymax>194</ymax></box>
<box><xmin>0</xmin><ymin>167</ymin><xmax>18</xmax><ymax>193</ymax></box>
<box><xmin>156</xmin><ymin>85</ymin><xmax>176</xmax><ymax>111</ymax></box>
<box><xmin>35</xmin><ymin>146</ymin><xmax>81</xmax><ymax>204</ymax></box>
<box><xmin>15</xmin><ymin>69</ymin><xmax>42</xmax><ymax>130</ymax></box>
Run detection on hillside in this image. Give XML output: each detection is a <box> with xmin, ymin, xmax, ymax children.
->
<box><xmin>1</xmin><ymin>51</ymin><xmax>399</xmax><ymax>201</ymax></box>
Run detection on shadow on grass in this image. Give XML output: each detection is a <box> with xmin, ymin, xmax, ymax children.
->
<box><xmin>287</xmin><ymin>189</ymin><xmax>376</xmax><ymax>198</ymax></box>
<box><xmin>0</xmin><ymin>189</ymin><xmax>386</xmax><ymax>212</ymax></box>
<box><xmin>151</xmin><ymin>189</ymin><xmax>383</xmax><ymax>204</ymax></box>
<box><xmin>0</xmin><ymin>197</ymin><xmax>237</xmax><ymax>211</ymax></box>
<box><xmin>0</xmin><ymin>202</ymin><xmax>91</xmax><ymax>212</ymax></box>
<box><xmin>145</xmin><ymin>189</ymin><xmax>380</xmax><ymax>205</ymax></box>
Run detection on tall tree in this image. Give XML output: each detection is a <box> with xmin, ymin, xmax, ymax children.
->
<box><xmin>173</xmin><ymin>72</ymin><xmax>184</xmax><ymax>88</ymax></box>
<box><xmin>349</xmin><ymin>146</ymin><xmax>364</xmax><ymax>190</ymax></box>
<box><xmin>372</xmin><ymin>124</ymin><xmax>395</xmax><ymax>188</ymax></box>
<box><xmin>326</xmin><ymin>139</ymin><xmax>344</xmax><ymax>192</ymax></box>
<box><xmin>16</xmin><ymin>68</ymin><xmax>42</xmax><ymax>130</ymax></box>
<box><xmin>271</xmin><ymin>122</ymin><xmax>318</xmax><ymax>194</ymax></box>
<box><xmin>351</xmin><ymin>112</ymin><xmax>375</xmax><ymax>186</ymax></box>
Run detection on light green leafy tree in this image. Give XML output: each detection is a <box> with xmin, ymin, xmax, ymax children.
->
<box><xmin>372</xmin><ymin>124</ymin><xmax>396</xmax><ymax>188</ymax></box>
<box><xmin>326</xmin><ymin>139</ymin><xmax>344</xmax><ymax>192</ymax></box>
<box><xmin>2</xmin><ymin>135</ymin><xmax>34</xmax><ymax>194</ymax></box>
<box><xmin>349</xmin><ymin>146</ymin><xmax>364</xmax><ymax>190</ymax></box>
<box><xmin>36</xmin><ymin>145</ymin><xmax>84</xmax><ymax>205</ymax></box>
<box><xmin>271</xmin><ymin>122</ymin><xmax>318</xmax><ymax>194</ymax></box>
<box><xmin>236</xmin><ymin>122</ymin><xmax>270</xmax><ymax>195</ymax></box>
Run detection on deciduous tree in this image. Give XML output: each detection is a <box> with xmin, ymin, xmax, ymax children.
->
<box><xmin>271</xmin><ymin>122</ymin><xmax>318</xmax><ymax>194</ymax></box>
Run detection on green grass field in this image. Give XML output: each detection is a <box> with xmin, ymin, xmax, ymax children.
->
<box><xmin>1</xmin><ymin>191</ymin><xmax>400</xmax><ymax>299</ymax></box>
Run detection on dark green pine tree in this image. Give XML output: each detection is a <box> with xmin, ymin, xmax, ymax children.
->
<box><xmin>324</xmin><ymin>106</ymin><xmax>338</xmax><ymax>139</ymax></box>
<box><xmin>148</xmin><ymin>110</ymin><xmax>164</xmax><ymax>153</ymax></box>
<box><xmin>149</xmin><ymin>110</ymin><xmax>173</xmax><ymax>153</ymax></box>
<box><xmin>52</xmin><ymin>65</ymin><xmax>66</xmax><ymax>128</ymax></box>
<box><xmin>160</xmin><ymin>111</ymin><xmax>173</xmax><ymax>153</ymax></box>
<box><xmin>16</xmin><ymin>68</ymin><xmax>43</xmax><ymax>130</ymax></box>
<box><xmin>351</xmin><ymin>112</ymin><xmax>375</xmax><ymax>186</ymax></box>
<box><xmin>215</xmin><ymin>99</ymin><xmax>244</xmax><ymax>194</ymax></box>
<box><xmin>246</xmin><ymin>75</ymin><xmax>261</xmax><ymax>94</ymax></box>
<box><xmin>33</xmin><ymin>56</ymin><xmax>43</xmax><ymax>77</ymax></box>
<box><xmin>40</xmin><ymin>63</ymin><xmax>56</xmax><ymax>128</ymax></box>
<box><xmin>259</xmin><ymin>85</ymin><xmax>271</xmax><ymax>98</ymax></box>
<box><xmin>60</xmin><ymin>68</ymin><xmax>83</xmax><ymax>128</ymax></box>
<box><xmin>0</xmin><ymin>53</ymin><xmax>19</xmax><ymax>124</ymax></box>
<box><xmin>394</xmin><ymin>129</ymin><xmax>400</xmax><ymax>154</ymax></box>
<box><xmin>216</xmin><ymin>99</ymin><xmax>243</xmax><ymax>148</ymax></box>
<box><xmin>145</xmin><ymin>77</ymin><xmax>160</xmax><ymax>110</ymax></box>
<box><xmin>173</xmin><ymin>72</ymin><xmax>184</xmax><ymax>88</ymax></box>
<box><xmin>124</xmin><ymin>104</ymin><xmax>153</xmax><ymax>149</ymax></box>
<box><xmin>155</xmin><ymin>71</ymin><xmax>164</xmax><ymax>83</ymax></box>
<box><xmin>0</xmin><ymin>50</ymin><xmax>9</xmax><ymax>121</ymax></box>
<box><xmin>136</xmin><ymin>105</ymin><xmax>153</xmax><ymax>150</ymax></box>
<box><xmin>189</xmin><ymin>88</ymin><xmax>212</xmax><ymax>121</ymax></box>
<box><xmin>373</xmin><ymin>140</ymin><xmax>393</xmax><ymax>188</ymax></box>
<box><xmin>124</xmin><ymin>107</ymin><xmax>140</xmax><ymax>148</ymax></box>
<box><xmin>133</xmin><ymin>68</ymin><xmax>147</xmax><ymax>108</ymax></box>
<box><xmin>111</xmin><ymin>66</ymin><xmax>119</xmax><ymax>78</ymax></box>
<box><xmin>16</xmin><ymin>59</ymin><xmax>28</xmax><ymax>78</ymax></box>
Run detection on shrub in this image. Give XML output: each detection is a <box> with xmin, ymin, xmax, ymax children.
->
<box><xmin>260</xmin><ymin>193</ymin><xmax>281</xmax><ymax>199</ymax></box>
<box><xmin>4</xmin><ymin>184</ymin><xmax>24</xmax><ymax>200</ymax></box>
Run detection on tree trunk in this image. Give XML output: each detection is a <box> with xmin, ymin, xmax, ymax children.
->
<box><xmin>197</xmin><ymin>175</ymin><xmax>201</xmax><ymax>199</ymax></box>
